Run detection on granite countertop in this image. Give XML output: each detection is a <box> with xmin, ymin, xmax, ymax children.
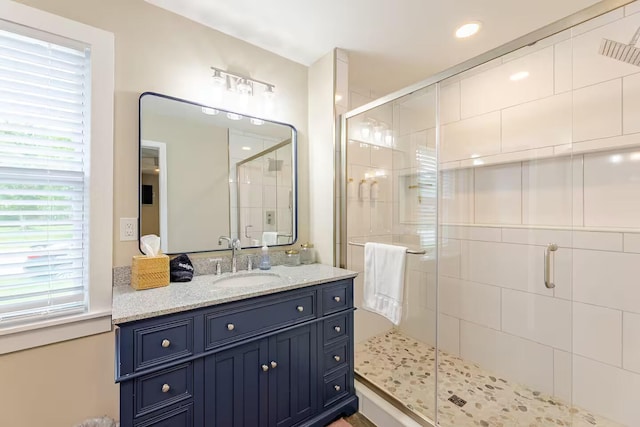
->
<box><xmin>112</xmin><ymin>263</ymin><xmax>358</xmax><ymax>324</ymax></box>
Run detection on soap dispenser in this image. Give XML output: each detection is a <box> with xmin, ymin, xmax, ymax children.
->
<box><xmin>259</xmin><ymin>244</ymin><xmax>271</xmax><ymax>270</ymax></box>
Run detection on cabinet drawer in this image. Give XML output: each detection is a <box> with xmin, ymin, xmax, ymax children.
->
<box><xmin>321</xmin><ymin>281</ymin><xmax>352</xmax><ymax>314</ymax></box>
<box><xmin>206</xmin><ymin>291</ymin><xmax>316</xmax><ymax>349</ymax></box>
<box><xmin>135</xmin><ymin>363</ymin><xmax>193</xmax><ymax>418</ymax></box>
<box><xmin>323</xmin><ymin>313</ymin><xmax>348</xmax><ymax>345</ymax></box>
<box><xmin>323</xmin><ymin>369</ymin><xmax>349</xmax><ymax>408</ymax></box>
<box><xmin>135</xmin><ymin>404</ymin><xmax>193</xmax><ymax>427</ymax></box>
<box><xmin>134</xmin><ymin>319</ymin><xmax>193</xmax><ymax>372</ymax></box>
<box><xmin>323</xmin><ymin>342</ymin><xmax>348</xmax><ymax>374</ymax></box>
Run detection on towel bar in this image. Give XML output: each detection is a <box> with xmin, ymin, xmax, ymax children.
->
<box><xmin>347</xmin><ymin>241</ymin><xmax>427</xmax><ymax>255</ymax></box>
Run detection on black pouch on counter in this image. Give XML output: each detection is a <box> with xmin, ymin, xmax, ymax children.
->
<box><xmin>170</xmin><ymin>253</ymin><xmax>194</xmax><ymax>282</ymax></box>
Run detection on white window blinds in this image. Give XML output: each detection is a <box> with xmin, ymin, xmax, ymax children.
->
<box><xmin>0</xmin><ymin>25</ymin><xmax>91</xmax><ymax>326</ymax></box>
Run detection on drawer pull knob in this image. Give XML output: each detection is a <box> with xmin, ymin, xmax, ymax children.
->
<box><xmin>270</xmin><ymin>361</ymin><xmax>278</xmax><ymax>369</ymax></box>
<box><xmin>261</xmin><ymin>364</ymin><xmax>269</xmax><ymax>372</ymax></box>
<box><xmin>161</xmin><ymin>339</ymin><xmax>171</xmax><ymax>348</ymax></box>
<box><xmin>334</xmin><ymin>355</ymin><xmax>341</xmax><ymax>362</ymax></box>
<box><xmin>333</xmin><ymin>296</ymin><xmax>341</xmax><ymax>302</ymax></box>
<box><xmin>334</xmin><ymin>326</ymin><xmax>341</xmax><ymax>333</ymax></box>
<box><xmin>334</xmin><ymin>385</ymin><xmax>341</xmax><ymax>392</ymax></box>
<box><xmin>227</xmin><ymin>323</ymin><xmax>235</xmax><ymax>331</ymax></box>
<box><xmin>161</xmin><ymin>384</ymin><xmax>170</xmax><ymax>393</ymax></box>
<box><xmin>297</xmin><ymin>305</ymin><xmax>304</xmax><ymax>312</ymax></box>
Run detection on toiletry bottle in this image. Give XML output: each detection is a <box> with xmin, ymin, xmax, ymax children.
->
<box><xmin>259</xmin><ymin>244</ymin><xmax>271</xmax><ymax>270</ymax></box>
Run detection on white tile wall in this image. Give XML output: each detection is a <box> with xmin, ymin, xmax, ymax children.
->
<box><xmin>624</xmin><ymin>233</ymin><xmax>640</xmax><ymax>253</ymax></box>
<box><xmin>583</xmin><ymin>149</ymin><xmax>640</xmax><ymax>228</ymax></box>
<box><xmin>573</xmin><ymin>355</ymin><xmax>640</xmax><ymax>426</ymax></box>
<box><xmin>573</xmin><ymin>79</ymin><xmax>622</xmax><ymax>142</ymax></box>
<box><xmin>623</xmin><ymin>72</ymin><xmax>640</xmax><ymax>134</ymax></box>
<box><xmin>460</xmin><ymin>321</ymin><xmax>555</xmax><ymax>395</ymax></box>
<box><xmin>521</xmin><ymin>157</ymin><xmax>573</xmax><ymax>226</ymax></box>
<box><xmin>554</xmin><ymin>40</ymin><xmax>573</xmax><ymax>94</ymax></box>
<box><xmin>440</xmin><ymin>111</ymin><xmax>501</xmax><ymax>162</ymax></box>
<box><xmin>438</xmin><ymin>313</ymin><xmax>460</xmax><ymax>356</ymax></box>
<box><xmin>573</xmin><ymin>302</ymin><xmax>622</xmax><ymax>366</ymax></box>
<box><xmin>572</xmin><ymin>230</ymin><xmax>623</xmax><ymax>251</ymax></box>
<box><xmin>440</xmin><ymin>82</ymin><xmax>460</xmax><ymax>125</ymax></box>
<box><xmin>626</xmin><ymin>0</ymin><xmax>640</xmax><ymax>16</ymax></box>
<box><xmin>623</xmin><ymin>311</ymin><xmax>640</xmax><ymax>374</ymax></box>
<box><xmin>501</xmin><ymin>93</ymin><xmax>571</xmax><ymax>152</ymax></box>
<box><xmin>440</xmin><ymin>168</ymin><xmax>474</xmax><ymax>223</ymax></box>
<box><xmin>439</xmin><ymin>276</ymin><xmax>501</xmax><ymax>329</ymax></box>
<box><xmin>474</xmin><ymin>163</ymin><xmax>522</xmax><ymax>224</ymax></box>
<box><xmin>501</xmin><ymin>289</ymin><xmax>571</xmax><ymax>351</ymax></box>
<box><xmin>501</xmin><ymin>227</ymin><xmax>571</xmax><ymax>247</ymax></box>
<box><xmin>553</xmin><ymin>350</ymin><xmax>572</xmax><ymax>402</ymax></box>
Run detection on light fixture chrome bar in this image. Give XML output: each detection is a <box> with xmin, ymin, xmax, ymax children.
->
<box><xmin>210</xmin><ymin>66</ymin><xmax>275</xmax><ymax>92</ymax></box>
<box><xmin>347</xmin><ymin>241</ymin><xmax>426</xmax><ymax>255</ymax></box>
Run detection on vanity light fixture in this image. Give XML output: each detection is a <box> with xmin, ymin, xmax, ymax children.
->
<box><xmin>510</xmin><ymin>71</ymin><xmax>530</xmax><ymax>81</ymax></box>
<box><xmin>455</xmin><ymin>22</ymin><xmax>481</xmax><ymax>38</ymax></box>
<box><xmin>211</xmin><ymin>66</ymin><xmax>276</xmax><ymax>102</ymax></box>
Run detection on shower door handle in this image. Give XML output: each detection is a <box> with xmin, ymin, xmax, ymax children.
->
<box><xmin>544</xmin><ymin>243</ymin><xmax>558</xmax><ymax>289</ymax></box>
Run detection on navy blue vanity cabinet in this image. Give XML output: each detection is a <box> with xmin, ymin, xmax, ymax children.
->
<box><xmin>116</xmin><ymin>278</ymin><xmax>358</xmax><ymax>427</ymax></box>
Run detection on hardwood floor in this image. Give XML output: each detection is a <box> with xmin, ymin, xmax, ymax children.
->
<box><xmin>344</xmin><ymin>413</ymin><xmax>377</xmax><ymax>427</ymax></box>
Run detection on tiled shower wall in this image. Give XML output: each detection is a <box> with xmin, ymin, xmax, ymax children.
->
<box><xmin>437</xmin><ymin>4</ymin><xmax>640</xmax><ymax>426</ymax></box>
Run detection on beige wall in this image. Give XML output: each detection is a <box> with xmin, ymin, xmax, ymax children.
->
<box><xmin>3</xmin><ymin>1</ymin><xmax>310</xmax><ymax>425</ymax></box>
<box><xmin>140</xmin><ymin>173</ymin><xmax>160</xmax><ymax>236</ymax></box>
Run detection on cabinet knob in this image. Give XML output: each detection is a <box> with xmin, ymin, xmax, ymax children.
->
<box><xmin>227</xmin><ymin>323</ymin><xmax>235</xmax><ymax>331</ymax></box>
<box><xmin>161</xmin><ymin>384</ymin><xmax>170</xmax><ymax>393</ymax></box>
<box><xmin>333</xmin><ymin>355</ymin><xmax>341</xmax><ymax>362</ymax></box>
<box><xmin>334</xmin><ymin>326</ymin><xmax>341</xmax><ymax>333</ymax></box>
<box><xmin>333</xmin><ymin>296</ymin><xmax>341</xmax><ymax>303</ymax></box>
<box><xmin>261</xmin><ymin>364</ymin><xmax>269</xmax><ymax>372</ymax></box>
<box><xmin>296</xmin><ymin>305</ymin><xmax>304</xmax><ymax>312</ymax></box>
<box><xmin>161</xmin><ymin>339</ymin><xmax>170</xmax><ymax>348</ymax></box>
<box><xmin>270</xmin><ymin>361</ymin><xmax>278</xmax><ymax>369</ymax></box>
<box><xmin>334</xmin><ymin>385</ymin><xmax>341</xmax><ymax>392</ymax></box>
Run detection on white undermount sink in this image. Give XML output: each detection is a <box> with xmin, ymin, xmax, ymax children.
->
<box><xmin>212</xmin><ymin>272</ymin><xmax>281</xmax><ymax>288</ymax></box>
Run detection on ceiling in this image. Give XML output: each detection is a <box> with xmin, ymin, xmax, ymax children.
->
<box><xmin>145</xmin><ymin>0</ymin><xmax>601</xmax><ymax>97</ymax></box>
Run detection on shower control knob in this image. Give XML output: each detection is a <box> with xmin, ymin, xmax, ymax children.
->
<box><xmin>334</xmin><ymin>326</ymin><xmax>341</xmax><ymax>333</ymax></box>
<box><xmin>161</xmin><ymin>339</ymin><xmax>170</xmax><ymax>348</ymax></box>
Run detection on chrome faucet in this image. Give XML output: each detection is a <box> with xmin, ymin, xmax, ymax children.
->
<box><xmin>218</xmin><ymin>236</ymin><xmax>241</xmax><ymax>273</ymax></box>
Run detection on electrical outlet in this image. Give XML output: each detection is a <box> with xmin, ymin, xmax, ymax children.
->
<box><xmin>265</xmin><ymin>210</ymin><xmax>275</xmax><ymax>226</ymax></box>
<box><xmin>120</xmin><ymin>218</ymin><xmax>138</xmax><ymax>241</ymax></box>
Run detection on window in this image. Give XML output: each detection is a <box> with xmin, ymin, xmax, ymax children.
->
<box><xmin>0</xmin><ymin>2</ymin><xmax>114</xmax><ymax>354</ymax></box>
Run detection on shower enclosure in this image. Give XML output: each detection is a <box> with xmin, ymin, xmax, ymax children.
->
<box><xmin>341</xmin><ymin>1</ymin><xmax>640</xmax><ymax>426</ymax></box>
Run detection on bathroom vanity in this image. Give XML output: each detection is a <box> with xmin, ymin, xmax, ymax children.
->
<box><xmin>113</xmin><ymin>264</ymin><xmax>358</xmax><ymax>427</ymax></box>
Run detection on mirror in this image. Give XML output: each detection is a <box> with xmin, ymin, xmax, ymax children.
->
<box><xmin>139</xmin><ymin>92</ymin><xmax>297</xmax><ymax>254</ymax></box>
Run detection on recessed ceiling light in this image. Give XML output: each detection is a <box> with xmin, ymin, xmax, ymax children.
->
<box><xmin>241</xmin><ymin>146</ymin><xmax>252</xmax><ymax>151</ymax></box>
<box><xmin>510</xmin><ymin>71</ymin><xmax>530</xmax><ymax>81</ymax></box>
<box><xmin>455</xmin><ymin>22</ymin><xmax>481</xmax><ymax>39</ymax></box>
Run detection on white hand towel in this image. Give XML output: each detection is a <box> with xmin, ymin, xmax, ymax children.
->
<box><xmin>363</xmin><ymin>242</ymin><xmax>407</xmax><ymax>325</ymax></box>
<box><xmin>262</xmin><ymin>232</ymin><xmax>278</xmax><ymax>246</ymax></box>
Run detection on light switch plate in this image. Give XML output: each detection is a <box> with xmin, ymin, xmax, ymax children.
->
<box><xmin>120</xmin><ymin>218</ymin><xmax>138</xmax><ymax>241</ymax></box>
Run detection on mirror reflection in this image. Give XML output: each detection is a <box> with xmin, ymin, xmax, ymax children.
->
<box><xmin>139</xmin><ymin>93</ymin><xmax>297</xmax><ymax>254</ymax></box>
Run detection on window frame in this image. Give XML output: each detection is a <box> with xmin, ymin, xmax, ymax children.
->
<box><xmin>0</xmin><ymin>0</ymin><xmax>114</xmax><ymax>354</ymax></box>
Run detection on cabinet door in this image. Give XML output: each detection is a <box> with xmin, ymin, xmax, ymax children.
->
<box><xmin>269</xmin><ymin>324</ymin><xmax>318</xmax><ymax>427</ymax></box>
<box><xmin>204</xmin><ymin>339</ymin><xmax>269</xmax><ymax>427</ymax></box>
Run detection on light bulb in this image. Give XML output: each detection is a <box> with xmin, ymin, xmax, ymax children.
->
<box><xmin>263</xmin><ymin>85</ymin><xmax>275</xmax><ymax>100</ymax></box>
<box><xmin>201</xmin><ymin>107</ymin><xmax>219</xmax><ymax>115</ymax></box>
<box><xmin>226</xmin><ymin>112</ymin><xmax>242</xmax><ymax>121</ymax></box>
<box><xmin>361</xmin><ymin>125</ymin><xmax>371</xmax><ymax>139</ymax></box>
<box><xmin>455</xmin><ymin>22</ymin><xmax>481</xmax><ymax>38</ymax></box>
<box><xmin>384</xmin><ymin>130</ymin><xmax>393</xmax><ymax>147</ymax></box>
<box><xmin>236</xmin><ymin>78</ymin><xmax>252</xmax><ymax>95</ymax></box>
<box><xmin>250</xmin><ymin>118</ymin><xmax>264</xmax><ymax>126</ymax></box>
<box><xmin>212</xmin><ymin>69</ymin><xmax>226</xmax><ymax>87</ymax></box>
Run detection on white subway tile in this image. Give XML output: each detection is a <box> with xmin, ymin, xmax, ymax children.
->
<box><xmin>572</xmin><ymin>231</ymin><xmax>623</xmax><ymax>251</ymax></box>
<box><xmin>438</xmin><ymin>313</ymin><xmax>460</xmax><ymax>356</ymax></box>
<box><xmin>460</xmin><ymin>47</ymin><xmax>554</xmax><ymax>118</ymax></box>
<box><xmin>623</xmin><ymin>72</ymin><xmax>640</xmax><ymax>134</ymax></box>
<box><xmin>440</xmin><ymin>225</ymin><xmax>501</xmax><ymax>242</ymax></box>
<box><xmin>573</xmin><ymin>156</ymin><xmax>585</xmax><ymax>227</ymax></box>
<box><xmin>464</xmin><ymin>241</ymin><xmax>561</xmax><ymax>297</ymax></box>
<box><xmin>554</xmin><ymin>40</ymin><xmax>573</xmax><ymax>94</ymax></box>
<box><xmin>574</xmin><ymin>249</ymin><xmax>640</xmax><ymax>313</ymax></box>
<box><xmin>370</xmin><ymin>145</ymin><xmax>393</xmax><ymax>169</ymax></box>
<box><xmin>439</xmin><ymin>161</ymin><xmax>461</xmax><ymax>170</ymax></box>
<box><xmin>572</xmin><ymin>12</ymin><xmax>640</xmax><ymax>89</ymax></box>
<box><xmin>460</xmin><ymin>147</ymin><xmax>555</xmax><ymax>169</ymax></box>
<box><xmin>573</xmin><ymin>302</ymin><xmax>623</xmax><ymax>366</ymax></box>
<box><xmin>439</xmin><ymin>276</ymin><xmax>501</xmax><ymax>329</ymax></box>
<box><xmin>573</xmin><ymin>355</ymin><xmax>640</xmax><ymax>426</ymax></box>
<box><xmin>553</xmin><ymin>349</ymin><xmax>572</xmax><ymax>402</ymax></box>
<box><xmin>501</xmin><ymin>289</ymin><xmax>571</xmax><ymax>351</ymax></box>
<box><xmin>522</xmin><ymin>157</ymin><xmax>573</xmax><ymax>226</ymax></box>
<box><xmin>474</xmin><ymin>163</ymin><xmax>522</xmax><ymax>225</ymax></box>
<box><xmin>502</xmin><ymin>93</ymin><xmax>572</xmax><ymax>152</ymax></box>
<box><xmin>439</xmin><ymin>238</ymin><xmax>461</xmax><ymax>279</ymax></box>
<box><xmin>440</xmin><ymin>81</ymin><xmax>460</xmax><ymax>125</ymax></box>
<box><xmin>626</xmin><ymin>0</ymin><xmax>640</xmax><ymax>16</ymax></box>
<box><xmin>346</xmin><ymin>199</ymin><xmax>371</xmax><ymax>238</ymax></box>
<box><xmin>440</xmin><ymin>165</ymin><xmax>475</xmax><ymax>224</ymax></box>
<box><xmin>623</xmin><ymin>311</ymin><xmax>640</xmax><ymax>374</ymax></box>
<box><xmin>370</xmin><ymin>201</ymin><xmax>392</xmax><ymax>235</ymax></box>
<box><xmin>584</xmin><ymin>148</ymin><xmax>640</xmax><ymax>228</ymax></box>
<box><xmin>347</xmin><ymin>139</ymin><xmax>371</xmax><ymax>166</ymax></box>
<box><xmin>573</xmin><ymin>79</ymin><xmax>622</xmax><ymax>142</ymax></box>
<box><xmin>501</xmin><ymin>228</ymin><xmax>572</xmax><ymax>247</ymax></box>
<box><xmin>440</xmin><ymin>111</ymin><xmax>501</xmax><ymax>162</ymax></box>
<box><xmin>400</xmin><ymin>306</ymin><xmax>436</xmax><ymax>347</ymax></box>
<box><xmin>569</xmin><ymin>132</ymin><xmax>640</xmax><ymax>155</ymax></box>
<box><xmin>624</xmin><ymin>233</ymin><xmax>640</xmax><ymax>253</ymax></box>
<box><xmin>354</xmin><ymin>308</ymin><xmax>393</xmax><ymax>344</ymax></box>
<box><xmin>460</xmin><ymin>321</ymin><xmax>554</xmax><ymax>395</ymax></box>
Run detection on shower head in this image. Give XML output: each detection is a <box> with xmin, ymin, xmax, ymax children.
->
<box><xmin>598</xmin><ymin>26</ymin><xmax>640</xmax><ymax>67</ymax></box>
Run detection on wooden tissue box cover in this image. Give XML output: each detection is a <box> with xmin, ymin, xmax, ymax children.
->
<box><xmin>131</xmin><ymin>255</ymin><xmax>170</xmax><ymax>290</ymax></box>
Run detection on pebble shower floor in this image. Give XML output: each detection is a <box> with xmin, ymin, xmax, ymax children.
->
<box><xmin>355</xmin><ymin>330</ymin><xmax>621</xmax><ymax>427</ymax></box>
